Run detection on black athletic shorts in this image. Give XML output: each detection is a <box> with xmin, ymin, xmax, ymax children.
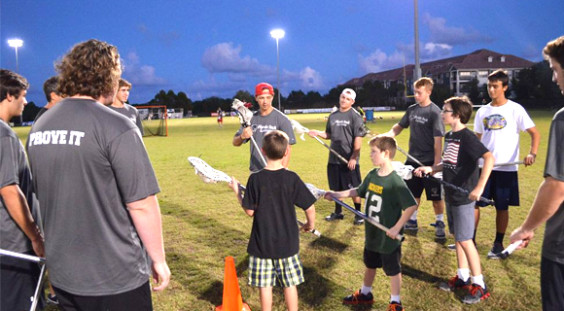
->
<box><xmin>363</xmin><ymin>246</ymin><xmax>401</xmax><ymax>276</ymax></box>
<box><xmin>54</xmin><ymin>281</ymin><xmax>152</xmax><ymax>311</ymax></box>
<box><xmin>405</xmin><ymin>161</ymin><xmax>442</xmax><ymax>201</ymax></box>
<box><xmin>1</xmin><ymin>251</ymin><xmax>44</xmax><ymax>311</ymax></box>
<box><xmin>327</xmin><ymin>163</ymin><xmax>361</xmax><ymax>191</ymax></box>
<box><xmin>541</xmin><ymin>256</ymin><xmax>564</xmax><ymax>311</ymax></box>
<box><xmin>475</xmin><ymin>170</ymin><xmax>519</xmax><ymax>210</ymax></box>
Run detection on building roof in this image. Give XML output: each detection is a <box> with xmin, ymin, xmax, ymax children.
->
<box><xmin>344</xmin><ymin>49</ymin><xmax>534</xmax><ymax>87</ymax></box>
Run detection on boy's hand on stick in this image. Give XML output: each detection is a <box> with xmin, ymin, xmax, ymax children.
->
<box><xmin>323</xmin><ymin>191</ymin><xmax>335</xmax><ymax>201</ymax></box>
<box><xmin>468</xmin><ymin>186</ymin><xmax>485</xmax><ymax>202</ymax></box>
<box><xmin>229</xmin><ymin>177</ymin><xmax>240</xmax><ymax>193</ymax></box>
<box><xmin>413</xmin><ymin>166</ymin><xmax>432</xmax><ymax>177</ymax></box>
<box><xmin>386</xmin><ymin>224</ymin><xmax>401</xmax><ymax>240</ymax></box>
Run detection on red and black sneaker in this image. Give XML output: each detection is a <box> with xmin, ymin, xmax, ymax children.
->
<box><xmin>438</xmin><ymin>275</ymin><xmax>470</xmax><ymax>292</ymax></box>
<box><xmin>342</xmin><ymin>289</ymin><xmax>374</xmax><ymax>305</ymax></box>
<box><xmin>462</xmin><ymin>284</ymin><xmax>490</xmax><ymax>304</ymax></box>
<box><xmin>387</xmin><ymin>301</ymin><xmax>404</xmax><ymax>311</ymax></box>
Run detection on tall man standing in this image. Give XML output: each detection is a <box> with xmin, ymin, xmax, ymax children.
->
<box><xmin>474</xmin><ymin>69</ymin><xmax>540</xmax><ymax>259</ymax></box>
<box><xmin>510</xmin><ymin>35</ymin><xmax>564</xmax><ymax>310</ymax></box>
<box><xmin>27</xmin><ymin>39</ymin><xmax>170</xmax><ymax>310</ymax></box>
<box><xmin>380</xmin><ymin>78</ymin><xmax>446</xmax><ymax>239</ymax></box>
<box><xmin>108</xmin><ymin>78</ymin><xmax>144</xmax><ymax>135</ymax></box>
<box><xmin>308</xmin><ymin>88</ymin><xmax>365</xmax><ymax>225</ymax></box>
<box><xmin>1</xmin><ymin>69</ymin><xmax>45</xmax><ymax>311</ymax></box>
<box><xmin>233</xmin><ymin>82</ymin><xmax>296</xmax><ymax>172</ymax></box>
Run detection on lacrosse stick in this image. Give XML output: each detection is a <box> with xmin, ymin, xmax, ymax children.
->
<box><xmin>0</xmin><ymin>249</ymin><xmax>46</xmax><ymax>311</ymax></box>
<box><xmin>231</xmin><ymin>99</ymin><xmax>267</xmax><ymax>167</ymax></box>
<box><xmin>499</xmin><ymin>240</ymin><xmax>523</xmax><ymax>259</ymax></box>
<box><xmin>290</xmin><ymin>119</ymin><xmax>349</xmax><ymax>165</ymax></box>
<box><xmin>304</xmin><ymin>183</ymin><xmax>404</xmax><ymax>241</ymax></box>
<box><xmin>187</xmin><ymin>157</ymin><xmax>320</xmax><ymax>237</ymax></box>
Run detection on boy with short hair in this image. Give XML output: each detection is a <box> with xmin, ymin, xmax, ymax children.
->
<box><xmin>230</xmin><ymin>130</ymin><xmax>316</xmax><ymax>311</ymax></box>
<box><xmin>415</xmin><ymin>96</ymin><xmax>494</xmax><ymax>304</ymax></box>
<box><xmin>325</xmin><ymin>136</ymin><xmax>417</xmax><ymax>311</ymax></box>
<box><xmin>108</xmin><ymin>78</ymin><xmax>144</xmax><ymax>135</ymax></box>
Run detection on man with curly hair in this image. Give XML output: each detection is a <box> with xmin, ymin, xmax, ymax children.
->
<box><xmin>27</xmin><ymin>39</ymin><xmax>170</xmax><ymax>310</ymax></box>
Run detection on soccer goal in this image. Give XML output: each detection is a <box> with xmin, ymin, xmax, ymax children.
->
<box><xmin>136</xmin><ymin>105</ymin><xmax>168</xmax><ymax>137</ymax></box>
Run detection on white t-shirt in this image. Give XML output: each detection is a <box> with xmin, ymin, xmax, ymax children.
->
<box><xmin>473</xmin><ymin>100</ymin><xmax>535</xmax><ymax>172</ymax></box>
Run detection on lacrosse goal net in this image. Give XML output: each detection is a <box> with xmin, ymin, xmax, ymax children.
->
<box><xmin>136</xmin><ymin>105</ymin><xmax>168</xmax><ymax>137</ymax></box>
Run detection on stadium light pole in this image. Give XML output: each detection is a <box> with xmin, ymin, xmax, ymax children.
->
<box><xmin>8</xmin><ymin>39</ymin><xmax>23</xmax><ymax>73</ymax></box>
<box><xmin>270</xmin><ymin>29</ymin><xmax>285</xmax><ymax>111</ymax></box>
<box><xmin>413</xmin><ymin>0</ymin><xmax>421</xmax><ymax>81</ymax></box>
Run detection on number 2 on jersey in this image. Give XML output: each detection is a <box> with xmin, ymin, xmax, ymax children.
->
<box><xmin>365</xmin><ymin>193</ymin><xmax>383</xmax><ymax>223</ymax></box>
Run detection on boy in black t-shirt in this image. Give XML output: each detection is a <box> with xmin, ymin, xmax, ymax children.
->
<box><xmin>230</xmin><ymin>130</ymin><xmax>316</xmax><ymax>311</ymax></box>
<box><xmin>415</xmin><ymin>96</ymin><xmax>494</xmax><ymax>304</ymax></box>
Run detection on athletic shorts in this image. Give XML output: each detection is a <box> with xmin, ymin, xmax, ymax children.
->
<box><xmin>363</xmin><ymin>246</ymin><xmax>401</xmax><ymax>276</ymax></box>
<box><xmin>475</xmin><ymin>170</ymin><xmax>519</xmax><ymax>210</ymax></box>
<box><xmin>248</xmin><ymin>254</ymin><xmax>304</xmax><ymax>288</ymax></box>
<box><xmin>405</xmin><ymin>161</ymin><xmax>442</xmax><ymax>201</ymax></box>
<box><xmin>0</xmin><ymin>251</ymin><xmax>44</xmax><ymax>311</ymax></box>
<box><xmin>327</xmin><ymin>163</ymin><xmax>361</xmax><ymax>191</ymax></box>
<box><xmin>54</xmin><ymin>281</ymin><xmax>152</xmax><ymax>311</ymax></box>
<box><xmin>446</xmin><ymin>202</ymin><xmax>475</xmax><ymax>242</ymax></box>
<box><xmin>541</xmin><ymin>256</ymin><xmax>564</xmax><ymax>311</ymax></box>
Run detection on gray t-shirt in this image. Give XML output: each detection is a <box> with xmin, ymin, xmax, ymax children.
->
<box><xmin>398</xmin><ymin>103</ymin><xmax>445</xmax><ymax>163</ymax></box>
<box><xmin>542</xmin><ymin>107</ymin><xmax>564</xmax><ymax>264</ymax></box>
<box><xmin>107</xmin><ymin>103</ymin><xmax>144</xmax><ymax>135</ymax></box>
<box><xmin>235</xmin><ymin>108</ymin><xmax>296</xmax><ymax>172</ymax></box>
<box><xmin>0</xmin><ymin>120</ymin><xmax>39</xmax><ymax>253</ymax></box>
<box><xmin>27</xmin><ymin>98</ymin><xmax>160</xmax><ymax>296</ymax></box>
<box><xmin>325</xmin><ymin>108</ymin><xmax>365</xmax><ymax>165</ymax></box>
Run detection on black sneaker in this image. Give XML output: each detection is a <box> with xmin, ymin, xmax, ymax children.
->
<box><xmin>434</xmin><ymin>220</ymin><xmax>446</xmax><ymax>239</ymax></box>
<box><xmin>353</xmin><ymin>215</ymin><xmax>364</xmax><ymax>225</ymax></box>
<box><xmin>438</xmin><ymin>275</ymin><xmax>470</xmax><ymax>292</ymax></box>
<box><xmin>342</xmin><ymin>289</ymin><xmax>374</xmax><ymax>305</ymax></box>
<box><xmin>387</xmin><ymin>301</ymin><xmax>404</xmax><ymax>311</ymax></box>
<box><xmin>487</xmin><ymin>242</ymin><xmax>504</xmax><ymax>259</ymax></box>
<box><xmin>404</xmin><ymin>219</ymin><xmax>418</xmax><ymax>231</ymax></box>
<box><xmin>325</xmin><ymin>213</ymin><xmax>344</xmax><ymax>221</ymax></box>
<box><xmin>47</xmin><ymin>293</ymin><xmax>59</xmax><ymax>305</ymax></box>
<box><xmin>462</xmin><ymin>284</ymin><xmax>490</xmax><ymax>304</ymax></box>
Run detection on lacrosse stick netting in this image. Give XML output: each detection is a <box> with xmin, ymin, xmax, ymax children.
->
<box><xmin>231</xmin><ymin>99</ymin><xmax>267</xmax><ymax>166</ymax></box>
<box><xmin>188</xmin><ymin>157</ymin><xmax>320</xmax><ymax>237</ymax></box>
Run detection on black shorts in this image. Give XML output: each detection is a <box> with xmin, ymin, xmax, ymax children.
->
<box><xmin>363</xmin><ymin>246</ymin><xmax>402</xmax><ymax>276</ymax></box>
<box><xmin>405</xmin><ymin>161</ymin><xmax>442</xmax><ymax>201</ymax></box>
<box><xmin>0</xmin><ymin>251</ymin><xmax>44</xmax><ymax>311</ymax></box>
<box><xmin>541</xmin><ymin>256</ymin><xmax>564</xmax><ymax>311</ymax></box>
<box><xmin>54</xmin><ymin>281</ymin><xmax>152</xmax><ymax>311</ymax></box>
<box><xmin>475</xmin><ymin>170</ymin><xmax>519</xmax><ymax>210</ymax></box>
<box><xmin>327</xmin><ymin>163</ymin><xmax>361</xmax><ymax>191</ymax></box>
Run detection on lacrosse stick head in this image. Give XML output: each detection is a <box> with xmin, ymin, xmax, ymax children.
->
<box><xmin>305</xmin><ymin>183</ymin><xmax>326</xmax><ymax>200</ymax></box>
<box><xmin>187</xmin><ymin>156</ymin><xmax>232</xmax><ymax>184</ymax></box>
<box><xmin>231</xmin><ymin>98</ymin><xmax>254</xmax><ymax>127</ymax></box>
<box><xmin>391</xmin><ymin>161</ymin><xmax>414</xmax><ymax>180</ymax></box>
<box><xmin>290</xmin><ymin>119</ymin><xmax>309</xmax><ymax>141</ymax></box>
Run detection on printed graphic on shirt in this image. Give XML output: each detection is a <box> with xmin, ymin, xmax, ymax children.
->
<box><xmin>411</xmin><ymin>114</ymin><xmax>429</xmax><ymax>125</ymax></box>
<box><xmin>252</xmin><ymin>124</ymin><xmax>277</xmax><ymax>134</ymax></box>
<box><xmin>28</xmin><ymin>130</ymin><xmax>86</xmax><ymax>146</ymax></box>
<box><xmin>483</xmin><ymin>114</ymin><xmax>507</xmax><ymax>131</ymax></box>
<box><xmin>443</xmin><ymin>138</ymin><xmax>460</xmax><ymax>169</ymax></box>
<box><xmin>365</xmin><ymin>189</ymin><xmax>383</xmax><ymax>224</ymax></box>
<box><xmin>332</xmin><ymin>119</ymin><xmax>351</xmax><ymax>127</ymax></box>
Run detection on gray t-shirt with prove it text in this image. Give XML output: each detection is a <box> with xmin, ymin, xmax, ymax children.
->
<box><xmin>542</xmin><ymin>107</ymin><xmax>564</xmax><ymax>264</ymax></box>
<box><xmin>235</xmin><ymin>108</ymin><xmax>296</xmax><ymax>172</ymax></box>
<box><xmin>398</xmin><ymin>103</ymin><xmax>445</xmax><ymax>163</ymax></box>
<box><xmin>27</xmin><ymin>98</ymin><xmax>160</xmax><ymax>296</ymax></box>
<box><xmin>107</xmin><ymin>103</ymin><xmax>144</xmax><ymax>135</ymax></box>
<box><xmin>0</xmin><ymin>120</ymin><xmax>39</xmax><ymax>253</ymax></box>
<box><xmin>325</xmin><ymin>108</ymin><xmax>365</xmax><ymax>165</ymax></box>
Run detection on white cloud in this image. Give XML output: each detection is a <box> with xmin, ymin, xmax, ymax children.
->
<box><xmin>201</xmin><ymin>42</ymin><xmax>270</xmax><ymax>74</ymax></box>
<box><xmin>423</xmin><ymin>13</ymin><xmax>493</xmax><ymax>45</ymax></box>
<box><xmin>122</xmin><ymin>52</ymin><xmax>167</xmax><ymax>86</ymax></box>
<box><xmin>299</xmin><ymin>67</ymin><xmax>324</xmax><ymax>89</ymax></box>
<box><xmin>358</xmin><ymin>49</ymin><xmax>405</xmax><ymax>74</ymax></box>
<box><xmin>422</xmin><ymin>42</ymin><xmax>453</xmax><ymax>59</ymax></box>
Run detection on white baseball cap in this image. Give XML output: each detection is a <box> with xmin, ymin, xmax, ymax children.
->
<box><xmin>341</xmin><ymin>88</ymin><xmax>356</xmax><ymax>100</ymax></box>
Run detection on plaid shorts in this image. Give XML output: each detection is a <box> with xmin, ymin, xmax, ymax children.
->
<box><xmin>248</xmin><ymin>254</ymin><xmax>305</xmax><ymax>288</ymax></box>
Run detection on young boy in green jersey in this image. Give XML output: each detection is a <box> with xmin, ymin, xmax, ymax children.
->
<box><xmin>325</xmin><ymin>136</ymin><xmax>417</xmax><ymax>311</ymax></box>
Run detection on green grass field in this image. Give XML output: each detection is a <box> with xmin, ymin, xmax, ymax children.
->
<box><xmin>14</xmin><ymin>110</ymin><xmax>555</xmax><ymax>310</ymax></box>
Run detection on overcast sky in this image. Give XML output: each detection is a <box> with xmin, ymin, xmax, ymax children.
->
<box><xmin>2</xmin><ymin>0</ymin><xmax>563</xmax><ymax>106</ymax></box>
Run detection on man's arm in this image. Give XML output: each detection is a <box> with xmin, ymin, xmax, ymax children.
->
<box><xmin>232</xmin><ymin>127</ymin><xmax>253</xmax><ymax>146</ymax></box>
<box><xmin>308</xmin><ymin>130</ymin><xmax>329</xmax><ymax>140</ymax></box>
<box><xmin>380</xmin><ymin>123</ymin><xmax>403</xmax><ymax>137</ymax></box>
<box><xmin>510</xmin><ymin>176</ymin><xmax>564</xmax><ymax>247</ymax></box>
<box><xmin>348</xmin><ymin>136</ymin><xmax>362</xmax><ymax>170</ymax></box>
<box><xmin>0</xmin><ymin>184</ymin><xmax>44</xmax><ymax>257</ymax></box>
<box><xmin>433</xmin><ymin>136</ymin><xmax>443</xmax><ymax>166</ymax></box>
<box><xmin>127</xmin><ymin>195</ymin><xmax>171</xmax><ymax>291</ymax></box>
<box><xmin>524</xmin><ymin>127</ymin><xmax>540</xmax><ymax>166</ymax></box>
<box><xmin>282</xmin><ymin>144</ymin><xmax>292</xmax><ymax>168</ymax></box>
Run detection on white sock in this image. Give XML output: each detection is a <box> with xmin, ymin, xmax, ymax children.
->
<box><xmin>457</xmin><ymin>268</ymin><xmax>470</xmax><ymax>282</ymax></box>
<box><xmin>410</xmin><ymin>210</ymin><xmax>418</xmax><ymax>221</ymax></box>
<box><xmin>361</xmin><ymin>285</ymin><xmax>372</xmax><ymax>295</ymax></box>
<box><xmin>390</xmin><ymin>295</ymin><xmax>401</xmax><ymax>303</ymax></box>
<box><xmin>471</xmin><ymin>275</ymin><xmax>485</xmax><ymax>289</ymax></box>
<box><xmin>436</xmin><ymin>214</ymin><xmax>444</xmax><ymax>222</ymax></box>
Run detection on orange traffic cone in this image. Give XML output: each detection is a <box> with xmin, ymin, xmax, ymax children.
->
<box><xmin>215</xmin><ymin>256</ymin><xmax>251</xmax><ymax>311</ymax></box>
